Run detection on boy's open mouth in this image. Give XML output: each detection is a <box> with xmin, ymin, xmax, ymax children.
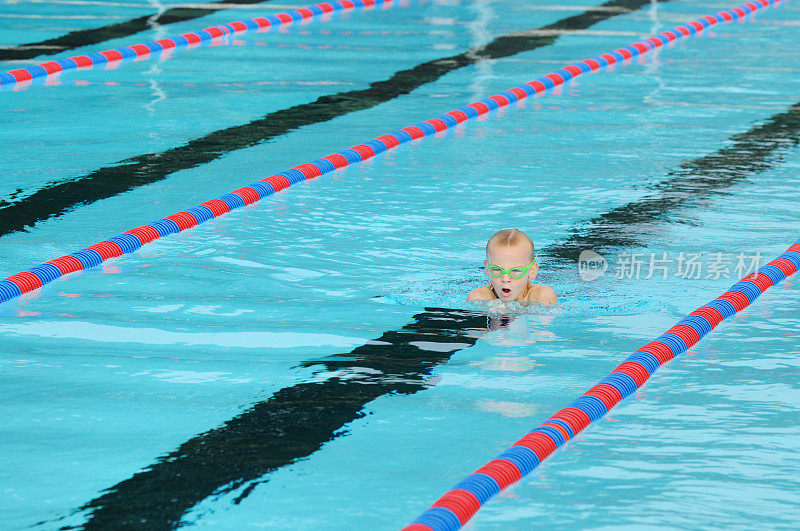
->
<box><xmin>500</xmin><ymin>287</ymin><xmax>512</xmax><ymax>297</ymax></box>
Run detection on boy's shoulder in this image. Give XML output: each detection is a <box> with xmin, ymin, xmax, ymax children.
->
<box><xmin>466</xmin><ymin>284</ymin><xmax>495</xmax><ymax>301</ymax></box>
<box><xmin>524</xmin><ymin>283</ymin><xmax>558</xmax><ymax>305</ymax></box>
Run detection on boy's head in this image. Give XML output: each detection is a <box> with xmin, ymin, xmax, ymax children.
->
<box><xmin>484</xmin><ymin>229</ymin><xmax>538</xmax><ymax>301</ymax></box>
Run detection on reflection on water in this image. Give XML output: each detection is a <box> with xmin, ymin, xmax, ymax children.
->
<box><xmin>475</xmin><ymin>398</ymin><xmax>538</xmax><ymax>417</ymax></box>
<box><xmin>483</xmin><ymin>313</ymin><xmax>558</xmax><ymax>345</ymax></box>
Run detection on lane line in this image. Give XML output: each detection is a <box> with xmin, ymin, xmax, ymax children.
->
<box><xmin>0</xmin><ymin>0</ymin><xmax>397</xmax><ymax>88</ymax></box>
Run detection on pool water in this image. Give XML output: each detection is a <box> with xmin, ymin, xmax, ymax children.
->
<box><xmin>1</xmin><ymin>0</ymin><xmax>799</xmax><ymax>528</ymax></box>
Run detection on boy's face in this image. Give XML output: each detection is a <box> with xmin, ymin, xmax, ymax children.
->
<box><xmin>485</xmin><ymin>243</ymin><xmax>538</xmax><ymax>301</ymax></box>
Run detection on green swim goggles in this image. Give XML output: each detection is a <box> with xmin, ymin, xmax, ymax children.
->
<box><xmin>485</xmin><ymin>260</ymin><xmax>535</xmax><ymax>279</ymax></box>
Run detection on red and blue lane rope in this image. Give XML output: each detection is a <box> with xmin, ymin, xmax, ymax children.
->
<box><xmin>0</xmin><ymin>0</ymin><xmax>783</xmax><ymax>304</ymax></box>
<box><xmin>0</xmin><ymin>0</ymin><xmax>395</xmax><ymax>88</ymax></box>
<box><xmin>402</xmin><ymin>240</ymin><xmax>800</xmax><ymax>531</ymax></box>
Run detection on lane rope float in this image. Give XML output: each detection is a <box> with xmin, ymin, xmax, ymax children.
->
<box><xmin>0</xmin><ymin>0</ymin><xmax>397</xmax><ymax>88</ymax></box>
<box><xmin>403</xmin><ymin>239</ymin><xmax>800</xmax><ymax>531</ymax></box>
<box><xmin>0</xmin><ymin>0</ymin><xmax>783</xmax><ymax>304</ymax></box>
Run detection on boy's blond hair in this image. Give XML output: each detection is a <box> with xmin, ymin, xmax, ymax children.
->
<box><xmin>486</xmin><ymin>229</ymin><xmax>535</xmax><ymax>261</ymax></box>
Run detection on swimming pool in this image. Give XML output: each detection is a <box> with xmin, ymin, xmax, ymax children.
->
<box><xmin>1</xmin><ymin>0</ymin><xmax>799</xmax><ymax>528</ymax></box>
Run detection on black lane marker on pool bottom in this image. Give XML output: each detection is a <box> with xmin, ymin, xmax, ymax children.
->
<box><xmin>547</xmin><ymin>101</ymin><xmax>800</xmax><ymax>262</ymax></box>
<box><xmin>0</xmin><ymin>0</ymin><xmax>667</xmax><ymax>238</ymax></box>
<box><xmin>0</xmin><ymin>0</ymin><xmax>274</xmax><ymax>62</ymax></box>
<box><xmin>64</xmin><ymin>308</ymin><xmax>487</xmax><ymax>530</ymax></box>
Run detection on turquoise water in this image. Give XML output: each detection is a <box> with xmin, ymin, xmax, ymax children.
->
<box><xmin>1</xmin><ymin>0</ymin><xmax>799</xmax><ymax>528</ymax></box>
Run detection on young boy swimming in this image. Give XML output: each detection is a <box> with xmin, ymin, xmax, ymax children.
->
<box><xmin>467</xmin><ymin>228</ymin><xmax>558</xmax><ymax>305</ymax></box>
